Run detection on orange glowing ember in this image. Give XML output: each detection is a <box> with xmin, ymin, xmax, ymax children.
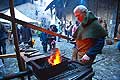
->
<box><xmin>48</xmin><ymin>48</ymin><xmax>61</xmax><ymax>66</ymax></box>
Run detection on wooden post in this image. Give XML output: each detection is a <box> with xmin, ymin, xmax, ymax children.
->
<box><xmin>9</xmin><ymin>0</ymin><xmax>25</xmax><ymax>79</ymax></box>
<box><xmin>114</xmin><ymin>0</ymin><xmax>120</xmax><ymax>37</ymax></box>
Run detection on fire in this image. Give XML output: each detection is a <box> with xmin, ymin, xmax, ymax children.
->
<box><xmin>48</xmin><ymin>48</ymin><xmax>61</xmax><ymax>66</ymax></box>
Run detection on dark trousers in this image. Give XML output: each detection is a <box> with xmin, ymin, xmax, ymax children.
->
<box><xmin>0</xmin><ymin>40</ymin><xmax>6</xmax><ymax>63</ymax></box>
<box><xmin>42</xmin><ymin>42</ymin><xmax>48</xmax><ymax>53</ymax></box>
<box><xmin>58</xmin><ymin>32</ymin><xmax>62</xmax><ymax>41</ymax></box>
<box><xmin>0</xmin><ymin>41</ymin><xmax>6</xmax><ymax>55</ymax></box>
<box><xmin>43</xmin><ymin>45</ymin><xmax>47</xmax><ymax>53</ymax></box>
<box><xmin>66</xmin><ymin>31</ymin><xmax>70</xmax><ymax>42</ymax></box>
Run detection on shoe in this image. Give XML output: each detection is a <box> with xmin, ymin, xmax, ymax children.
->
<box><xmin>48</xmin><ymin>49</ymin><xmax>51</xmax><ymax>51</ymax></box>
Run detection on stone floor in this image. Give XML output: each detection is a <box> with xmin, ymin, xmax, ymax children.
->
<box><xmin>0</xmin><ymin>36</ymin><xmax>120</xmax><ymax>80</ymax></box>
<box><xmin>1</xmin><ymin>1</ymin><xmax>120</xmax><ymax>80</ymax></box>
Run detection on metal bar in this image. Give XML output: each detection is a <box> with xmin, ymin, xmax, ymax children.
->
<box><xmin>69</xmin><ymin>69</ymin><xmax>93</xmax><ymax>80</ymax></box>
<box><xmin>49</xmin><ymin>67</ymin><xmax>92</xmax><ymax>80</ymax></box>
<box><xmin>81</xmin><ymin>72</ymin><xmax>94</xmax><ymax>80</ymax></box>
<box><xmin>0</xmin><ymin>13</ymin><xmax>71</xmax><ymax>40</ymax></box>
<box><xmin>9</xmin><ymin>0</ymin><xmax>25</xmax><ymax>79</ymax></box>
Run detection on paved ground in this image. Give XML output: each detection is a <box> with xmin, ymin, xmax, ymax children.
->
<box><xmin>0</xmin><ymin>35</ymin><xmax>120</xmax><ymax>80</ymax></box>
<box><xmin>1</xmin><ymin>1</ymin><xmax>120</xmax><ymax>80</ymax></box>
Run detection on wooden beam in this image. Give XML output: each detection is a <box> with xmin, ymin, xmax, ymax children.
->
<box><xmin>0</xmin><ymin>53</ymin><xmax>16</xmax><ymax>58</ymax></box>
<box><xmin>9</xmin><ymin>0</ymin><xmax>25</xmax><ymax>80</ymax></box>
<box><xmin>1</xmin><ymin>70</ymin><xmax>32</xmax><ymax>80</ymax></box>
<box><xmin>0</xmin><ymin>13</ymin><xmax>70</xmax><ymax>40</ymax></box>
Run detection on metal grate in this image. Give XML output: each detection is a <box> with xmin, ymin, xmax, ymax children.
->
<box><xmin>28</xmin><ymin>56</ymin><xmax>94</xmax><ymax>80</ymax></box>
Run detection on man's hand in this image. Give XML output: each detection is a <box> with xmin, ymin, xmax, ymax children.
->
<box><xmin>81</xmin><ymin>54</ymin><xmax>90</xmax><ymax>62</ymax></box>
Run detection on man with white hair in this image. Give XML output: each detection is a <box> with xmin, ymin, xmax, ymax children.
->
<box><xmin>72</xmin><ymin>5</ymin><xmax>107</xmax><ymax>65</ymax></box>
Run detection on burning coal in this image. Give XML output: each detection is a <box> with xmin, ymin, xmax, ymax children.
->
<box><xmin>48</xmin><ymin>48</ymin><xmax>62</xmax><ymax>66</ymax></box>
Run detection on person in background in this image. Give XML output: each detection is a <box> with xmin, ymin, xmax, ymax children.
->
<box><xmin>98</xmin><ymin>18</ymin><xmax>111</xmax><ymax>45</ymax></box>
<box><xmin>72</xmin><ymin>5</ymin><xmax>107</xmax><ymax>65</ymax></box>
<box><xmin>72</xmin><ymin>21</ymin><xmax>80</xmax><ymax>36</ymax></box>
<box><xmin>116</xmin><ymin>24</ymin><xmax>120</xmax><ymax>51</ymax></box>
<box><xmin>102</xmin><ymin>20</ymin><xmax>108</xmax><ymax>32</ymax></box>
<box><xmin>40</xmin><ymin>32</ymin><xmax>48</xmax><ymax>53</ymax></box>
<box><xmin>57</xmin><ymin>22</ymin><xmax>63</xmax><ymax>42</ymax></box>
<box><xmin>20</xmin><ymin>26</ymin><xmax>33</xmax><ymax>47</ymax></box>
<box><xmin>98</xmin><ymin>17</ymin><xmax>108</xmax><ymax>32</ymax></box>
<box><xmin>0</xmin><ymin>22</ymin><xmax>8</xmax><ymax>63</ymax></box>
<box><xmin>71</xmin><ymin>21</ymin><xmax>80</xmax><ymax>48</ymax></box>
<box><xmin>65</xmin><ymin>21</ymin><xmax>73</xmax><ymax>42</ymax></box>
<box><xmin>48</xmin><ymin>25</ymin><xmax>58</xmax><ymax>51</ymax></box>
<box><xmin>16</xmin><ymin>24</ymin><xmax>21</xmax><ymax>44</ymax></box>
<box><xmin>0</xmin><ymin>22</ymin><xmax>8</xmax><ymax>55</ymax></box>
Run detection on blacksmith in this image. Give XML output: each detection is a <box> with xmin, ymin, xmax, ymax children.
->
<box><xmin>72</xmin><ymin>5</ymin><xmax>107</xmax><ymax>65</ymax></box>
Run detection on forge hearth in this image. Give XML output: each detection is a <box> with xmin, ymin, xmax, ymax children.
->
<box><xmin>27</xmin><ymin>56</ymin><xmax>94</xmax><ymax>80</ymax></box>
<box><xmin>28</xmin><ymin>56</ymin><xmax>69</xmax><ymax>79</ymax></box>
